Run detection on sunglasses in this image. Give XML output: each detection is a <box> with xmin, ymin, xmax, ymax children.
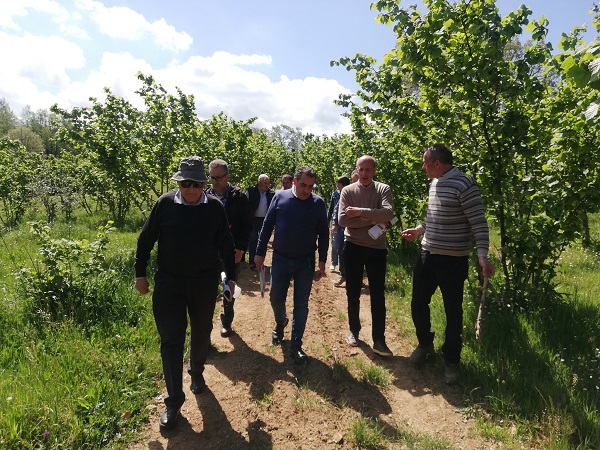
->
<box><xmin>180</xmin><ymin>180</ymin><xmax>203</xmax><ymax>189</ymax></box>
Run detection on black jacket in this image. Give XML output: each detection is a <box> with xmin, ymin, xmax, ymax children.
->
<box><xmin>247</xmin><ymin>185</ymin><xmax>275</xmax><ymax>216</ymax></box>
<box><xmin>206</xmin><ymin>184</ymin><xmax>253</xmax><ymax>251</ymax></box>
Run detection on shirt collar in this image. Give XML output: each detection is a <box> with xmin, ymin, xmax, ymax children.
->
<box><xmin>174</xmin><ymin>190</ymin><xmax>208</xmax><ymax>205</ymax></box>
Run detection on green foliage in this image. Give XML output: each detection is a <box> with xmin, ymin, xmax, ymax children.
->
<box><xmin>6</xmin><ymin>126</ymin><xmax>44</xmax><ymax>152</ymax></box>
<box><xmin>0</xmin><ymin>98</ymin><xmax>17</xmax><ymax>136</ymax></box>
<box><xmin>336</xmin><ymin>0</ymin><xmax>600</xmax><ymax>303</ymax></box>
<box><xmin>0</xmin><ymin>317</ymin><xmax>160</xmax><ymax>449</ymax></box>
<box><xmin>0</xmin><ymin>138</ymin><xmax>39</xmax><ymax>228</ymax></box>
<box><xmin>17</xmin><ymin>221</ymin><xmax>144</xmax><ymax>331</ymax></box>
<box><xmin>134</xmin><ymin>72</ymin><xmax>199</xmax><ymax>197</ymax></box>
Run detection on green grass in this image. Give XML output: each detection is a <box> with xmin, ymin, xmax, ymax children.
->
<box><xmin>349</xmin><ymin>415</ymin><xmax>453</xmax><ymax>450</ymax></box>
<box><xmin>0</xmin><ymin>218</ymin><xmax>162</xmax><ymax>449</ymax></box>
<box><xmin>386</xmin><ymin>213</ymin><xmax>600</xmax><ymax>449</ymax></box>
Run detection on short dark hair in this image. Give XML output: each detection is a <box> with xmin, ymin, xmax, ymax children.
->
<box><xmin>425</xmin><ymin>143</ymin><xmax>453</xmax><ymax>165</ymax></box>
<box><xmin>281</xmin><ymin>174</ymin><xmax>293</xmax><ymax>182</ymax></box>
<box><xmin>295</xmin><ymin>166</ymin><xmax>317</xmax><ymax>181</ymax></box>
<box><xmin>337</xmin><ymin>176</ymin><xmax>351</xmax><ymax>187</ymax></box>
<box><xmin>208</xmin><ymin>159</ymin><xmax>229</xmax><ymax>174</ymax></box>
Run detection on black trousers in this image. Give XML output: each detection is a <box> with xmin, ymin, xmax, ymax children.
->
<box><xmin>152</xmin><ymin>270</ymin><xmax>219</xmax><ymax>409</ymax></box>
<box><xmin>344</xmin><ymin>241</ymin><xmax>388</xmax><ymax>342</ymax></box>
<box><xmin>248</xmin><ymin>216</ymin><xmax>265</xmax><ymax>264</ymax></box>
<box><xmin>411</xmin><ymin>251</ymin><xmax>469</xmax><ymax>364</ymax></box>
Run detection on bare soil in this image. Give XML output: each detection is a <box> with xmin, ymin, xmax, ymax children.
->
<box><xmin>128</xmin><ymin>249</ymin><xmax>501</xmax><ymax>450</ymax></box>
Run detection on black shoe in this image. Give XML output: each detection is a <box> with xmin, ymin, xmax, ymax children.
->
<box><xmin>220</xmin><ymin>324</ymin><xmax>233</xmax><ymax>337</ymax></box>
<box><xmin>444</xmin><ymin>363</ymin><xmax>460</xmax><ymax>385</ymax></box>
<box><xmin>372</xmin><ymin>340</ymin><xmax>393</xmax><ymax>357</ymax></box>
<box><xmin>159</xmin><ymin>407</ymin><xmax>180</xmax><ymax>429</ymax></box>
<box><xmin>191</xmin><ymin>374</ymin><xmax>206</xmax><ymax>395</ymax></box>
<box><xmin>271</xmin><ymin>318</ymin><xmax>289</xmax><ymax>345</ymax></box>
<box><xmin>409</xmin><ymin>343</ymin><xmax>434</xmax><ymax>364</ymax></box>
<box><xmin>290</xmin><ymin>346</ymin><xmax>308</xmax><ymax>365</ymax></box>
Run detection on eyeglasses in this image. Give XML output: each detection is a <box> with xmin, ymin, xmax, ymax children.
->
<box><xmin>210</xmin><ymin>174</ymin><xmax>227</xmax><ymax>182</ymax></box>
<box><xmin>180</xmin><ymin>180</ymin><xmax>203</xmax><ymax>189</ymax></box>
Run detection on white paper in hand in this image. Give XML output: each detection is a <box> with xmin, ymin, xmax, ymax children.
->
<box><xmin>260</xmin><ymin>266</ymin><xmax>266</xmax><ymax>298</ymax></box>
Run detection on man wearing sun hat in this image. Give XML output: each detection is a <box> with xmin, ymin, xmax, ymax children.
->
<box><xmin>135</xmin><ymin>155</ymin><xmax>236</xmax><ymax>430</ymax></box>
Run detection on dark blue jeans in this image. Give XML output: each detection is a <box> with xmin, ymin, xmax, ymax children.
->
<box><xmin>152</xmin><ymin>270</ymin><xmax>219</xmax><ymax>409</ymax></box>
<box><xmin>249</xmin><ymin>217</ymin><xmax>265</xmax><ymax>264</ymax></box>
<box><xmin>269</xmin><ymin>252</ymin><xmax>315</xmax><ymax>348</ymax></box>
<box><xmin>344</xmin><ymin>241</ymin><xmax>388</xmax><ymax>342</ymax></box>
<box><xmin>411</xmin><ymin>251</ymin><xmax>469</xmax><ymax>364</ymax></box>
<box><xmin>333</xmin><ymin>227</ymin><xmax>346</xmax><ymax>276</ymax></box>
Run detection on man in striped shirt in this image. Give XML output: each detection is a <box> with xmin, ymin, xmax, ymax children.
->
<box><xmin>402</xmin><ymin>144</ymin><xmax>494</xmax><ymax>385</ymax></box>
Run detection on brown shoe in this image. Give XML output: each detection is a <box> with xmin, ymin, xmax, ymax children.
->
<box><xmin>334</xmin><ymin>276</ymin><xmax>346</xmax><ymax>286</ymax></box>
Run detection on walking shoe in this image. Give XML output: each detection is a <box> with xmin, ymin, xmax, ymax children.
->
<box><xmin>409</xmin><ymin>343</ymin><xmax>435</xmax><ymax>364</ymax></box>
<box><xmin>346</xmin><ymin>331</ymin><xmax>359</xmax><ymax>347</ymax></box>
<box><xmin>444</xmin><ymin>363</ymin><xmax>460</xmax><ymax>385</ymax></box>
<box><xmin>290</xmin><ymin>346</ymin><xmax>309</xmax><ymax>365</ymax></box>
<box><xmin>220</xmin><ymin>324</ymin><xmax>233</xmax><ymax>337</ymax></box>
<box><xmin>372</xmin><ymin>340</ymin><xmax>393</xmax><ymax>357</ymax></box>
<box><xmin>159</xmin><ymin>407</ymin><xmax>180</xmax><ymax>429</ymax></box>
<box><xmin>271</xmin><ymin>318</ymin><xmax>289</xmax><ymax>345</ymax></box>
<box><xmin>191</xmin><ymin>374</ymin><xmax>206</xmax><ymax>394</ymax></box>
<box><xmin>333</xmin><ymin>276</ymin><xmax>346</xmax><ymax>286</ymax></box>
<box><xmin>329</xmin><ymin>264</ymin><xmax>336</xmax><ymax>272</ymax></box>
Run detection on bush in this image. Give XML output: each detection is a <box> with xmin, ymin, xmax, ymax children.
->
<box><xmin>18</xmin><ymin>221</ymin><xmax>144</xmax><ymax>332</ymax></box>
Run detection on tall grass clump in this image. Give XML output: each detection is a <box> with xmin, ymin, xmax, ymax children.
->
<box><xmin>0</xmin><ymin>220</ymin><xmax>161</xmax><ymax>449</ymax></box>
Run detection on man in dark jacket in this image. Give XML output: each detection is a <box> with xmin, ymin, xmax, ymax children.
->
<box><xmin>247</xmin><ymin>174</ymin><xmax>275</xmax><ymax>269</ymax></box>
<box><xmin>206</xmin><ymin>159</ymin><xmax>253</xmax><ymax>337</ymax></box>
<box><xmin>135</xmin><ymin>156</ymin><xmax>236</xmax><ymax>430</ymax></box>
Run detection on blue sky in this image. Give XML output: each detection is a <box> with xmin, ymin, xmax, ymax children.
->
<box><xmin>1</xmin><ymin>1</ymin><xmax>597</xmax><ymax>135</ymax></box>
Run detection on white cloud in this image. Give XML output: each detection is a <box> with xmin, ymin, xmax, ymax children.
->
<box><xmin>150</xmin><ymin>52</ymin><xmax>351</xmax><ymax>135</ymax></box>
<box><xmin>0</xmin><ymin>0</ymin><xmax>65</xmax><ymax>31</ymax></box>
<box><xmin>0</xmin><ymin>31</ymin><xmax>85</xmax><ymax>92</ymax></box>
<box><xmin>77</xmin><ymin>0</ymin><xmax>192</xmax><ymax>51</ymax></box>
<box><xmin>1</xmin><ymin>22</ymin><xmax>348</xmax><ymax>134</ymax></box>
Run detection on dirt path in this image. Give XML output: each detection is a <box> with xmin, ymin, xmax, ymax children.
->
<box><xmin>128</xmin><ymin>250</ymin><xmax>499</xmax><ymax>450</ymax></box>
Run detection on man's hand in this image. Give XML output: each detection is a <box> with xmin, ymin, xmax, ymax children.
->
<box><xmin>234</xmin><ymin>249</ymin><xmax>244</xmax><ymax>264</ymax></box>
<box><xmin>401</xmin><ymin>228</ymin><xmax>420</xmax><ymax>242</ymax></box>
<box><xmin>314</xmin><ymin>261</ymin><xmax>327</xmax><ymax>281</ymax></box>
<box><xmin>227</xmin><ymin>279</ymin><xmax>237</xmax><ymax>296</ymax></box>
<box><xmin>479</xmin><ymin>257</ymin><xmax>495</xmax><ymax>278</ymax></box>
<box><xmin>331</xmin><ymin>224</ymin><xmax>338</xmax><ymax>234</ymax></box>
<box><xmin>254</xmin><ymin>255</ymin><xmax>265</xmax><ymax>271</ymax></box>
<box><xmin>135</xmin><ymin>277</ymin><xmax>150</xmax><ymax>295</ymax></box>
<box><xmin>344</xmin><ymin>206</ymin><xmax>362</xmax><ymax>218</ymax></box>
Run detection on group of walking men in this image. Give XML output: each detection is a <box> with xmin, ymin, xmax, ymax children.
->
<box><xmin>134</xmin><ymin>144</ymin><xmax>493</xmax><ymax>429</ymax></box>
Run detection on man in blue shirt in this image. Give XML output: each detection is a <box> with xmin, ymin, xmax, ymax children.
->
<box><xmin>254</xmin><ymin>166</ymin><xmax>329</xmax><ymax>364</ymax></box>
